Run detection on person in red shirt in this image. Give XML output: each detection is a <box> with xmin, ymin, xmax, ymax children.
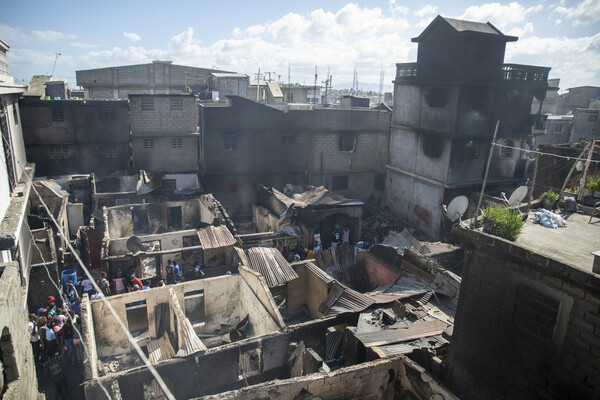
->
<box><xmin>130</xmin><ymin>275</ymin><xmax>143</xmax><ymax>291</ymax></box>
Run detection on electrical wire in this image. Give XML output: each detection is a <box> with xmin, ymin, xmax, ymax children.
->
<box><xmin>30</xmin><ymin>184</ymin><xmax>176</xmax><ymax>400</ymax></box>
<box><xmin>26</xmin><ymin>220</ymin><xmax>112</xmax><ymax>399</ymax></box>
<box><xmin>493</xmin><ymin>142</ymin><xmax>600</xmax><ymax>163</ymax></box>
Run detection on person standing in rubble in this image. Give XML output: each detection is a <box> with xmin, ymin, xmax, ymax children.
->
<box><xmin>165</xmin><ymin>260</ymin><xmax>176</xmax><ymax>285</ymax></box>
<box><xmin>113</xmin><ymin>268</ymin><xmax>125</xmax><ymax>294</ymax></box>
<box><xmin>330</xmin><ymin>225</ymin><xmax>341</xmax><ymax>247</ymax></box>
<box><xmin>313</xmin><ymin>229</ymin><xmax>321</xmax><ymax>247</ymax></box>
<box><xmin>342</xmin><ymin>226</ymin><xmax>350</xmax><ymax>246</ymax></box>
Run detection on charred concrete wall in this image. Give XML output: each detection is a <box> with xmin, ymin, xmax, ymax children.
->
<box><xmin>131</xmin><ymin>134</ymin><xmax>199</xmax><ymax>173</ymax></box>
<box><xmin>0</xmin><ymin>263</ymin><xmax>41</xmax><ymax>400</ymax></box>
<box><xmin>20</xmin><ymin>98</ymin><xmax>130</xmax><ymax>177</ymax></box>
<box><xmin>448</xmin><ymin>227</ymin><xmax>600</xmax><ymax>400</ymax></box>
<box><xmin>200</xmin><ymin>97</ymin><xmax>390</xmax><ymax>216</ymax></box>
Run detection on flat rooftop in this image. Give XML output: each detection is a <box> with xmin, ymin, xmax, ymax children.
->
<box><xmin>516</xmin><ymin>211</ymin><xmax>600</xmax><ymax>272</ymax></box>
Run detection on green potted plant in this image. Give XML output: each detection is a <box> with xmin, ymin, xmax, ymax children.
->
<box><xmin>482</xmin><ymin>205</ymin><xmax>524</xmax><ymax>242</ymax></box>
<box><xmin>540</xmin><ymin>190</ymin><xmax>559</xmax><ymax>210</ymax></box>
<box><xmin>584</xmin><ymin>175</ymin><xmax>598</xmax><ymax>197</ymax></box>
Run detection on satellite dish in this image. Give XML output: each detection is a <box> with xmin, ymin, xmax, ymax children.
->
<box><xmin>507</xmin><ymin>186</ymin><xmax>528</xmax><ymax>207</ymax></box>
<box><xmin>126</xmin><ymin>236</ymin><xmax>143</xmax><ymax>253</ymax></box>
<box><xmin>443</xmin><ymin>195</ymin><xmax>469</xmax><ymax>222</ymax></box>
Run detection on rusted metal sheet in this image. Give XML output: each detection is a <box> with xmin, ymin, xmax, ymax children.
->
<box><xmin>272</xmin><ymin>185</ymin><xmax>363</xmax><ymax>208</ymax></box>
<box><xmin>197</xmin><ymin>225</ymin><xmax>236</xmax><ymax>250</ymax></box>
<box><xmin>244</xmin><ymin>247</ymin><xmax>299</xmax><ymax>287</ymax></box>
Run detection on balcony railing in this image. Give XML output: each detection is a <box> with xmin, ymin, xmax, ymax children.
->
<box><xmin>501</xmin><ymin>64</ymin><xmax>550</xmax><ymax>86</ymax></box>
<box><xmin>395</xmin><ymin>62</ymin><xmax>550</xmax><ymax>87</ymax></box>
<box><xmin>395</xmin><ymin>63</ymin><xmax>418</xmax><ymax>81</ymax></box>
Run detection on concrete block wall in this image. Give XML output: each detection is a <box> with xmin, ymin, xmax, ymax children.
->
<box><xmin>132</xmin><ymin>135</ymin><xmax>199</xmax><ymax>173</ymax></box>
<box><xmin>0</xmin><ymin>263</ymin><xmax>41</xmax><ymax>400</ymax></box>
<box><xmin>130</xmin><ymin>95</ymin><xmax>198</xmax><ymax>134</ymax></box>
<box><xmin>448</xmin><ymin>227</ymin><xmax>600</xmax><ymax>400</ymax></box>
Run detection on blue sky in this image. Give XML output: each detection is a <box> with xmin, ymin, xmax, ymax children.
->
<box><xmin>1</xmin><ymin>0</ymin><xmax>599</xmax><ymax>92</ymax></box>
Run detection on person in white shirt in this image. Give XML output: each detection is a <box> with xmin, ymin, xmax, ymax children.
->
<box><xmin>313</xmin><ymin>229</ymin><xmax>321</xmax><ymax>247</ymax></box>
<box><xmin>28</xmin><ymin>314</ymin><xmax>41</xmax><ymax>364</ymax></box>
<box><xmin>81</xmin><ymin>277</ymin><xmax>94</xmax><ymax>297</ymax></box>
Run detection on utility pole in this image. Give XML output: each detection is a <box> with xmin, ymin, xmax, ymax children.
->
<box><xmin>525</xmin><ymin>153</ymin><xmax>540</xmax><ymax>213</ymax></box>
<box><xmin>578</xmin><ymin>139</ymin><xmax>597</xmax><ymax>201</ymax></box>
<box><xmin>472</xmin><ymin>120</ymin><xmax>500</xmax><ymax>228</ymax></box>
<box><xmin>322</xmin><ymin>67</ymin><xmax>330</xmax><ymax>105</ymax></box>
<box><xmin>313</xmin><ymin>65</ymin><xmax>318</xmax><ymax>104</ymax></box>
<box><xmin>256</xmin><ymin>68</ymin><xmax>260</xmax><ymax>102</ymax></box>
<box><xmin>378</xmin><ymin>62</ymin><xmax>385</xmax><ymax>104</ymax></box>
<box><xmin>288</xmin><ymin>62</ymin><xmax>291</xmax><ymax>86</ymax></box>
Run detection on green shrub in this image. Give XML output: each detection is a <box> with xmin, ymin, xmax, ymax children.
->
<box><xmin>586</xmin><ymin>175</ymin><xmax>600</xmax><ymax>191</ymax></box>
<box><xmin>482</xmin><ymin>205</ymin><xmax>524</xmax><ymax>242</ymax></box>
<box><xmin>540</xmin><ymin>190</ymin><xmax>559</xmax><ymax>202</ymax></box>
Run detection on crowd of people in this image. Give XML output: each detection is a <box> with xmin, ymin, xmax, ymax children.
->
<box><xmin>278</xmin><ymin>225</ymin><xmax>352</xmax><ymax>262</ymax></box>
<box><xmin>28</xmin><ymin>291</ymin><xmax>82</xmax><ymax>399</ymax></box>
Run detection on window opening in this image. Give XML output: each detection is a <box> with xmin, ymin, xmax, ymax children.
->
<box><xmin>465</xmin><ymin>140</ymin><xmax>478</xmax><ymax>159</ymax></box>
<box><xmin>125</xmin><ymin>300</ymin><xmax>149</xmax><ymax>337</ymax></box>
<box><xmin>51</xmin><ymin>105</ymin><xmax>64</xmax><ymax>122</ymax></box>
<box><xmin>332</xmin><ymin>175</ymin><xmax>348</xmax><ymax>190</ymax></box>
<box><xmin>132</xmin><ymin>208</ymin><xmax>149</xmax><ymax>235</ymax></box>
<box><xmin>184</xmin><ymin>289</ymin><xmax>205</xmax><ymax>327</ymax></box>
<box><xmin>339</xmin><ymin>135</ymin><xmax>356</xmax><ymax>152</ymax></box>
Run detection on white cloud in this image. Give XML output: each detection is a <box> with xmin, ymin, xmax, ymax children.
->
<box><xmin>70</xmin><ymin>42</ymin><xmax>99</xmax><ymax>49</ymax></box>
<box><xmin>552</xmin><ymin>0</ymin><xmax>600</xmax><ymax>26</ymax></box>
<box><xmin>505</xmin><ymin>32</ymin><xmax>600</xmax><ymax>89</ymax></box>
<box><xmin>506</xmin><ymin>22</ymin><xmax>535</xmax><ymax>37</ymax></box>
<box><xmin>414</xmin><ymin>5</ymin><xmax>437</xmax><ymax>17</ymax></box>
<box><xmin>123</xmin><ymin>31</ymin><xmax>141</xmax><ymax>42</ymax></box>
<box><xmin>31</xmin><ymin>30</ymin><xmax>77</xmax><ymax>41</ymax></box>
<box><xmin>458</xmin><ymin>2</ymin><xmax>543</xmax><ymax>28</ymax></box>
<box><xmin>0</xmin><ymin>23</ymin><xmax>29</xmax><ymax>45</ymax></box>
<box><xmin>388</xmin><ymin>0</ymin><xmax>409</xmax><ymax>16</ymax></box>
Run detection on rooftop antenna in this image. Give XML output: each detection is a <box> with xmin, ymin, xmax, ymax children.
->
<box><xmin>352</xmin><ymin>66</ymin><xmax>357</xmax><ymax>95</ymax></box>
<box><xmin>51</xmin><ymin>53</ymin><xmax>61</xmax><ymax>77</ymax></box>
<box><xmin>287</xmin><ymin>62</ymin><xmax>290</xmax><ymax>86</ymax></box>
<box><xmin>378</xmin><ymin>61</ymin><xmax>385</xmax><ymax>104</ymax></box>
<box><xmin>322</xmin><ymin>66</ymin><xmax>330</xmax><ymax>105</ymax></box>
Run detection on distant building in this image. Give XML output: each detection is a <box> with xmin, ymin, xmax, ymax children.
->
<box><xmin>534</xmin><ymin>115</ymin><xmax>573</xmax><ymax>147</ymax></box>
<box><xmin>531</xmin><ymin>78</ymin><xmax>559</xmax><ymax>115</ymax></box>
<box><xmin>281</xmin><ymin>84</ymin><xmax>312</xmax><ymax>103</ymax></box>
<box><xmin>210</xmin><ymin>73</ymin><xmax>249</xmax><ymax>99</ymax></box>
<box><xmin>340</xmin><ymin>95</ymin><xmax>370</xmax><ymax>108</ymax></box>
<box><xmin>556</xmin><ymin>86</ymin><xmax>600</xmax><ymax>115</ymax></box>
<box><xmin>386</xmin><ymin>15</ymin><xmax>550</xmax><ymax>238</ymax></box>
<box><xmin>247</xmin><ymin>80</ymin><xmax>284</xmax><ymax>104</ymax></box>
<box><xmin>571</xmin><ymin>107</ymin><xmax>600</xmax><ymax>142</ymax></box>
<box><xmin>76</xmin><ymin>61</ymin><xmax>232</xmax><ymax>99</ymax></box>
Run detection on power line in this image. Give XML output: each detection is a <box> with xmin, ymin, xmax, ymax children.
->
<box><xmin>493</xmin><ymin>142</ymin><xmax>600</xmax><ymax>164</ymax></box>
<box><xmin>26</xmin><ymin>220</ymin><xmax>112</xmax><ymax>399</ymax></box>
<box><xmin>30</xmin><ymin>184</ymin><xmax>176</xmax><ymax>400</ymax></box>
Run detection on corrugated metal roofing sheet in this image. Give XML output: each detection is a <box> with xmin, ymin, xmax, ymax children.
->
<box><xmin>304</xmin><ymin>261</ymin><xmax>334</xmax><ymax>283</ymax></box>
<box><xmin>381</xmin><ymin>229</ymin><xmax>423</xmax><ymax>254</ymax></box>
<box><xmin>35</xmin><ymin>180</ymin><xmax>68</xmax><ymax>198</ymax></box>
<box><xmin>355</xmin><ymin>320</ymin><xmax>448</xmax><ymax>348</ymax></box>
<box><xmin>244</xmin><ymin>247</ymin><xmax>299</xmax><ymax>287</ymax></box>
<box><xmin>271</xmin><ymin>185</ymin><xmax>363</xmax><ymax>208</ymax></box>
<box><xmin>196</xmin><ymin>225</ymin><xmax>236</xmax><ymax>249</ymax></box>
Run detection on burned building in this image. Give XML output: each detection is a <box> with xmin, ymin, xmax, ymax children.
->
<box><xmin>386</xmin><ymin>15</ymin><xmax>550</xmax><ymax>238</ymax></box>
<box><xmin>75</xmin><ymin>61</ymin><xmax>231</xmax><ymax>99</ymax></box>
<box><xmin>102</xmin><ymin>195</ymin><xmax>236</xmax><ymax>280</ymax></box>
<box><xmin>130</xmin><ymin>94</ymin><xmax>200</xmax><ymax>174</ymax></box>
<box><xmin>255</xmin><ymin>184</ymin><xmax>363</xmax><ymax>247</ymax></box>
<box><xmin>20</xmin><ymin>98</ymin><xmax>130</xmax><ymax>177</ymax></box>
<box><xmin>200</xmin><ymin>96</ymin><xmax>390</xmax><ymax>216</ymax></box>
<box><xmin>448</xmin><ymin>214</ymin><xmax>600</xmax><ymax>399</ymax></box>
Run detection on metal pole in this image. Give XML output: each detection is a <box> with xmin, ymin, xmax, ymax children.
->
<box><xmin>256</xmin><ymin>68</ymin><xmax>260</xmax><ymax>102</ymax></box>
<box><xmin>578</xmin><ymin>139</ymin><xmax>597</xmax><ymax>201</ymax></box>
<box><xmin>525</xmin><ymin>153</ymin><xmax>539</xmax><ymax>213</ymax></box>
<box><xmin>472</xmin><ymin>120</ymin><xmax>500</xmax><ymax>228</ymax></box>
<box><xmin>559</xmin><ymin>141</ymin><xmax>592</xmax><ymax>199</ymax></box>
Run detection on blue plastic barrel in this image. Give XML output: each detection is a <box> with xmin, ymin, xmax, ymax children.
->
<box><xmin>61</xmin><ymin>269</ymin><xmax>77</xmax><ymax>290</ymax></box>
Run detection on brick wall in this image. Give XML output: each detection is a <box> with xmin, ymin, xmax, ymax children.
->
<box><xmin>132</xmin><ymin>135</ymin><xmax>199</xmax><ymax>173</ymax></box>
<box><xmin>448</xmin><ymin>227</ymin><xmax>600</xmax><ymax>400</ymax></box>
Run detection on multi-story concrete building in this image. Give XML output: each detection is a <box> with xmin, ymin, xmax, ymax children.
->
<box><xmin>20</xmin><ymin>99</ymin><xmax>130</xmax><ymax>177</ymax></box>
<box><xmin>385</xmin><ymin>16</ymin><xmax>550</xmax><ymax>238</ymax></box>
<box><xmin>556</xmin><ymin>86</ymin><xmax>600</xmax><ymax>115</ymax></box>
<box><xmin>571</xmin><ymin>107</ymin><xmax>600</xmax><ymax>142</ymax></box>
<box><xmin>130</xmin><ymin>94</ymin><xmax>200</xmax><ymax>173</ymax></box>
<box><xmin>0</xmin><ymin>37</ymin><xmax>42</xmax><ymax>399</ymax></box>
<box><xmin>210</xmin><ymin>73</ymin><xmax>249</xmax><ymax>99</ymax></box>
<box><xmin>200</xmin><ymin>96</ymin><xmax>390</xmax><ymax>216</ymax></box>
<box><xmin>76</xmin><ymin>60</ymin><xmax>231</xmax><ymax>99</ymax></box>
